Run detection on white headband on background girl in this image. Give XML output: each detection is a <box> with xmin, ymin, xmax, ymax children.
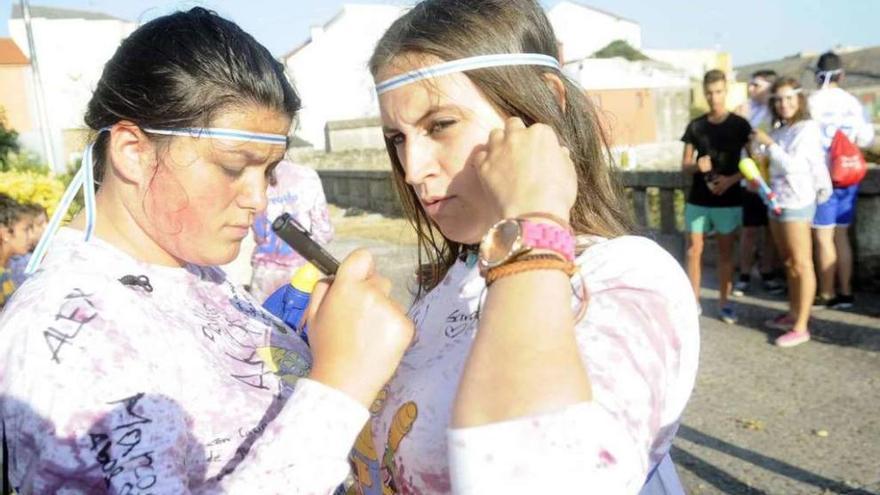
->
<box><xmin>25</xmin><ymin>126</ymin><xmax>288</xmax><ymax>275</ymax></box>
<box><xmin>817</xmin><ymin>69</ymin><xmax>843</xmax><ymax>89</ymax></box>
<box><xmin>375</xmin><ymin>53</ymin><xmax>561</xmax><ymax>94</ymax></box>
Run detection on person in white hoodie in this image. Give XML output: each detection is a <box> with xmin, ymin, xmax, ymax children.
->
<box><xmin>809</xmin><ymin>51</ymin><xmax>875</xmax><ymax>310</ymax></box>
<box><xmin>753</xmin><ymin>77</ymin><xmax>831</xmax><ymax>347</ymax></box>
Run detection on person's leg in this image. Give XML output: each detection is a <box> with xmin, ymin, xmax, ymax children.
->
<box><xmin>832</xmin><ymin>185</ymin><xmax>859</xmax><ymax>308</ymax></box>
<box><xmin>717</xmin><ymin>232</ymin><xmax>737</xmax><ymax>308</ymax></box>
<box><xmin>712</xmin><ymin>206</ymin><xmax>741</xmax><ymax>322</ymax></box>
<box><xmin>812</xmin><ymin>227</ymin><xmax>837</xmax><ymax>300</ymax></box>
<box><xmin>736</xmin><ymin>226</ymin><xmax>758</xmax><ymax>294</ymax></box>
<box><xmin>782</xmin><ymin>220</ymin><xmax>815</xmax><ymax>332</ymax></box>
<box><xmin>834</xmin><ymin>226</ymin><xmax>853</xmax><ymax>296</ymax></box>
<box><xmin>760</xmin><ymin>226</ymin><xmax>785</xmax><ymax>292</ymax></box>
<box><xmin>684</xmin><ymin>204</ymin><xmax>709</xmax><ymax>303</ymax></box>
<box><xmin>686</xmin><ymin>233</ymin><xmax>705</xmax><ymax>302</ymax></box>
<box><xmin>737</xmin><ymin>193</ymin><xmax>766</xmax><ymax>294</ymax></box>
<box><xmin>768</xmin><ymin>220</ymin><xmax>795</xmax><ymax>319</ymax></box>
<box><xmin>811</xmin><ymin>192</ymin><xmax>838</xmax><ymax>303</ymax></box>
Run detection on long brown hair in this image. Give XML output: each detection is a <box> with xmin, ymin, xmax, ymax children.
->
<box><xmin>370</xmin><ymin>0</ymin><xmax>632</xmax><ymax>298</ymax></box>
<box><xmin>769</xmin><ymin>77</ymin><xmax>810</xmax><ymax>127</ymax></box>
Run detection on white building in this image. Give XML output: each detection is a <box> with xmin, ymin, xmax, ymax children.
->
<box><xmin>563</xmin><ymin>58</ymin><xmax>689</xmax><ymax>90</ymax></box>
<box><xmin>283</xmin><ymin>1</ymin><xmax>645</xmax><ymax>150</ymax></box>
<box><xmin>643</xmin><ymin>49</ymin><xmax>728</xmax><ymax>80</ymax></box>
<box><xmin>9</xmin><ymin>5</ymin><xmax>135</xmax><ymax>171</ymax></box>
<box><xmin>283</xmin><ymin>4</ymin><xmax>409</xmax><ymax>150</ymax></box>
<box><xmin>546</xmin><ymin>1</ymin><xmax>642</xmax><ymax>63</ymax></box>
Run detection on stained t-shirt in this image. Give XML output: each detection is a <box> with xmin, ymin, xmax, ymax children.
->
<box><xmin>350</xmin><ymin>236</ymin><xmax>701</xmax><ymax>494</ymax></box>
<box><xmin>0</xmin><ymin>228</ymin><xmax>367</xmax><ymax>494</ymax></box>
<box><xmin>682</xmin><ymin>113</ymin><xmax>752</xmax><ymax>207</ymax></box>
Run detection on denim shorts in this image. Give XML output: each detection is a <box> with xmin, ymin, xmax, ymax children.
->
<box><xmin>775</xmin><ymin>203</ymin><xmax>817</xmax><ymax>223</ymax></box>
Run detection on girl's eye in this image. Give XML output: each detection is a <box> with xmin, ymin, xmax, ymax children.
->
<box><xmin>389</xmin><ymin>133</ymin><xmax>405</xmax><ymax>146</ymax></box>
<box><xmin>429</xmin><ymin>119</ymin><xmax>456</xmax><ymax>134</ymax></box>
<box><xmin>221</xmin><ymin>165</ymin><xmax>245</xmax><ymax>178</ymax></box>
<box><xmin>265</xmin><ymin>164</ymin><xmax>278</xmax><ymax>182</ymax></box>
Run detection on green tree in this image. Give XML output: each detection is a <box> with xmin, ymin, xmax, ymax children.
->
<box><xmin>592</xmin><ymin>40</ymin><xmax>649</xmax><ymax>61</ymax></box>
<box><xmin>0</xmin><ymin>107</ymin><xmax>21</xmax><ymax>171</ymax></box>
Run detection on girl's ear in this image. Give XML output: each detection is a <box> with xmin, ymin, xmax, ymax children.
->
<box><xmin>543</xmin><ymin>73</ymin><xmax>567</xmax><ymax>113</ymax></box>
<box><xmin>105</xmin><ymin>122</ymin><xmax>156</xmax><ymax>186</ymax></box>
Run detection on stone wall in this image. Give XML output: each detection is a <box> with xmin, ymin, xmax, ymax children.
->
<box><xmin>317</xmin><ymin>167</ymin><xmax>880</xmax><ymax>290</ymax></box>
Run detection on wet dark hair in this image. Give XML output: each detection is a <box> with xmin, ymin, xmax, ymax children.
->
<box><xmin>816</xmin><ymin>51</ymin><xmax>843</xmax><ymax>84</ymax></box>
<box><xmin>370</xmin><ymin>0</ymin><xmax>632</xmax><ymax>296</ymax></box>
<box><xmin>85</xmin><ymin>7</ymin><xmax>300</xmax><ymax>184</ymax></box>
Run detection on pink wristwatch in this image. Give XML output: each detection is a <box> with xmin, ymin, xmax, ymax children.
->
<box><xmin>478</xmin><ymin>218</ymin><xmax>575</xmax><ymax>274</ymax></box>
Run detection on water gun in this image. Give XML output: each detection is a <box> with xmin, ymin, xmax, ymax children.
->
<box><xmin>739</xmin><ymin>158</ymin><xmax>781</xmax><ymax>216</ymax></box>
<box><xmin>262</xmin><ymin>263</ymin><xmax>323</xmax><ymax>343</ymax></box>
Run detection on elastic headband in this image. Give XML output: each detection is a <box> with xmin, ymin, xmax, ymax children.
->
<box><xmin>771</xmin><ymin>88</ymin><xmax>803</xmax><ymax>98</ymax></box>
<box><xmin>143</xmin><ymin>127</ymin><xmax>288</xmax><ymax>145</ymax></box>
<box><xmin>25</xmin><ymin>125</ymin><xmax>288</xmax><ymax>275</ymax></box>
<box><xmin>375</xmin><ymin>53</ymin><xmax>561</xmax><ymax>95</ymax></box>
<box><xmin>816</xmin><ymin>69</ymin><xmax>843</xmax><ymax>89</ymax></box>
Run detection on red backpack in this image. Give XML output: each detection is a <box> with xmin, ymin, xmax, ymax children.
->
<box><xmin>829</xmin><ymin>129</ymin><xmax>867</xmax><ymax>187</ymax></box>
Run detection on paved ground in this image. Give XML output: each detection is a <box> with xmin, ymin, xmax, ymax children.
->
<box><xmin>327</xmin><ymin>234</ymin><xmax>880</xmax><ymax>495</ymax></box>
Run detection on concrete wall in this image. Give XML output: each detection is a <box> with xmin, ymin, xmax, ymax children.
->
<box><xmin>854</xmin><ymin>167</ymin><xmax>880</xmax><ymax>290</ymax></box>
<box><xmin>317</xmin><ymin>170</ymin><xmax>402</xmax><ymax>217</ymax></box>
<box><xmin>325</xmin><ymin>117</ymin><xmax>385</xmax><ymax>152</ymax></box>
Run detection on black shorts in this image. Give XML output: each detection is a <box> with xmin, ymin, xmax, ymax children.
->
<box><xmin>742</xmin><ymin>191</ymin><xmax>768</xmax><ymax>227</ymax></box>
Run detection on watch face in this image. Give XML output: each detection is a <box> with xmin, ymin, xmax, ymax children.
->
<box><xmin>479</xmin><ymin>219</ymin><xmax>522</xmax><ymax>266</ymax></box>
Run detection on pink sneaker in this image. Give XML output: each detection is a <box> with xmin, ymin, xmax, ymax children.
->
<box><xmin>765</xmin><ymin>313</ymin><xmax>795</xmax><ymax>331</ymax></box>
<box><xmin>775</xmin><ymin>330</ymin><xmax>810</xmax><ymax>347</ymax></box>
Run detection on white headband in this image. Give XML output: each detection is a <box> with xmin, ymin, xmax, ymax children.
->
<box><xmin>816</xmin><ymin>69</ymin><xmax>843</xmax><ymax>89</ymax></box>
<box><xmin>772</xmin><ymin>87</ymin><xmax>803</xmax><ymax>98</ymax></box>
<box><xmin>375</xmin><ymin>53</ymin><xmax>561</xmax><ymax>95</ymax></box>
<box><xmin>25</xmin><ymin>126</ymin><xmax>288</xmax><ymax>275</ymax></box>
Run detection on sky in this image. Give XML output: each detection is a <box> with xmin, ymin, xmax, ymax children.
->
<box><xmin>1</xmin><ymin>0</ymin><xmax>878</xmax><ymax>66</ymax></box>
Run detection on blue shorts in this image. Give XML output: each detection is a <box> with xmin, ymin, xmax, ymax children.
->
<box><xmin>813</xmin><ymin>185</ymin><xmax>859</xmax><ymax>228</ymax></box>
<box><xmin>775</xmin><ymin>203</ymin><xmax>816</xmax><ymax>223</ymax></box>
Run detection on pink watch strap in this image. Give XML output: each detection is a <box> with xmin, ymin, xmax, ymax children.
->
<box><xmin>521</xmin><ymin>220</ymin><xmax>575</xmax><ymax>261</ymax></box>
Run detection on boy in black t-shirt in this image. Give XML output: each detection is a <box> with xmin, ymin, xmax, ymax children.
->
<box><xmin>681</xmin><ymin>69</ymin><xmax>751</xmax><ymax>323</ymax></box>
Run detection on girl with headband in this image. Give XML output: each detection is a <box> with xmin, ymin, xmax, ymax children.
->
<box><xmin>351</xmin><ymin>0</ymin><xmax>699</xmax><ymax>493</ymax></box>
<box><xmin>753</xmin><ymin>77</ymin><xmax>831</xmax><ymax>347</ymax></box>
<box><xmin>0</xmin><ymin>8</ymin><xmax>413</xmax><ymax>493</ymax></box>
